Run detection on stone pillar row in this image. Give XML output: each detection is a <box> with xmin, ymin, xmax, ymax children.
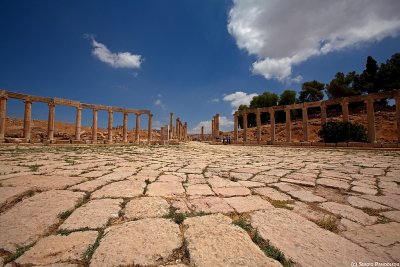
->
<box><xmin>211</xmin><ymin>113</ymin><xmax>220</xmax><ymax>141</ymax></box>
<box><xmin>0</xmin><ymin>92</ymin><xmax>153</xmax><ymax>144</ymax></box>
<box><xmin>234</xmin><ymin>94</ymin><xmax>399</xmax><ymax>144</ymax></box>
<box><xmin>174</xmin><ymin>117</ymin><xmax>188</xmax><ymax>141</ymax></box>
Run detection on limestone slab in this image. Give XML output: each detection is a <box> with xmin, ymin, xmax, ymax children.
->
<box><xmin>317</xmin><ymin>178</ymin><xmax>350</xmax><ymax>190</ymax></box>
<box><xmin>185</xmin><ymin>184</ymin><xmax>214</xmax><ymax>196</ymax></box>
<box><xmin>90</xmin><ymin>218</ymin><xmax>181</xmax><ymax>267</ymax></box>
<box><xmin>91</xmin><ymin>180</ymin><xmax>144</xmax><ymax>199</ymax></box>
<box><xmin>224</xmin><ymin>195</ymin><xmax>272</xmax><ymax>213</ymax></box>
<box><xmin>342</xmin><ymin>222</ymin><xmax>400</xmax><ymax>247</ymax></box>
<box><xmin>213</xmin><ymin>186</ymin><xmax>251</xmax><ymax>197</ymax></box>
<box><xmin>0</xmin><ymin>190</ymin><xmax>85</xmax><ymax>252</ymax></box>
<box><xmin>15</xmin><ymin>231</ymin><xmax>98</xmax><ymax>265</ymax></box>
<box><xmin>351</xmin><ymin>186</ymin><xmax>377</xmax><ymax>195</ymax></box>
<box><xmin>59</xmin><ymin>198</ymin><xmax>123</xmax><ymax>230</ymax></box>
<box><xmin>124</xmin><ymin>197</ymin><xmax>169</xmax><ymax>219</ymax></box>
<box><xmin>347</xmin><ymin>196</ymin><xmax>389</xmax><ymax>210</ymax></box>
<box><xmin>184</xmin><ymin>214</ymin><xmax>280</xmax><ymax>267</ymax></box>
<box><xmin>251</xmin><ymin>174</ymin><xmax>279</xmax><ymax>184</ymax></box>
<box><xmin>0</xmin><ymin>186</ymin><xmax>31</xmax><ymax>209</ymax></box>
<box><xmin>2</xmin><ymin>175</ymin><xmax>86</xmax><ymax>190</ymax></box>
<box><xmin>287</xmin><ymin>190</ymin><xmax>326</xmax><ymax>203</ymax></box>
<box><xmin>380</xmin><ymin>211</ymin><xmax>400</xmax><ymax>222</ymax></box>
<box><xmin>147</xmin><ymin>182</ymin><xmax>185</xmax><ymax>197</ymax></box>
<box><xmin>252</xmin><ymin>187</ymin><xmax>292</xmax><ymax>201</ymax></box>
<box><xmin>251</xmin><ymin>209</ymin><xmax>375</xmax><ymax>266</ymax></box>
<box><xmin>361</xmin><ymin>194</ymin><xmax>400</xmax><ymax>210</ymax></box>
<box><xmin>157</xmin><ymin>174</ymin><xmax>185</xmax><ymax>182</ymax></box>
<box><xmin>189</xmin><ymin>197</ymin><xmax>234</xmax><ymax>213</ymax></box>
<box><xmin>238</xmin><ymin>180</ymin><xmax>265</xmax><ymax>188</ymax></box>
<box><xmin>319</xmin><ymin>202</ymin><xmax>377</xmax><ymax>225</ymax></box>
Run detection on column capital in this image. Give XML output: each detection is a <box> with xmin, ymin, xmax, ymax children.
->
<box><xmin>24</xmin><ymin>98</ymin><xmax>32</xmax><ymax>104</ymax></box>
<box><xmin>149</xmin><ymin>113</ymin><xmax>153</xmax><ymax>118</ymax></box>
<box><xmin>0</xmin><ymin>95</ymin><xmax>8</xmax><ymax>100</ymax></box>
<box><xmin>364</xmin><ymin>97</ymin><xmax>374</xmax><ymax>104</ymax></box>
<box><xmin>341</xmin><ymin>98</ymin><xmax>349</xmax><ymax>105</ymax></box>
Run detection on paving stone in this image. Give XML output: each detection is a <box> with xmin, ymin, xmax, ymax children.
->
<box><xmin>208</xmin><ymin>177</ymin><xmax>241</xmax><ymax>188</ymax></box>
<box><xmin>147</xmin><ymin>182</ymin><xmax>185</xmax><ymax>197</ymax></box>
<box><xmin>1</xmin><ymin>175</ymin><xmax>86</xmax><ymax>190</ymax></box>
<box><xmin>90</xmin><ymin>219</ymin><xmax>182</xmax><ymax>267</ymax></box>
<box><xmin>59</xmin><ymin>198</ymin><xmax>123</xmax><ymax>230</ymax></box>
<box><xmin>124</xmin><ymin>197</ymin><xmax>170</xmax><ymax>219</ymax></box>
<box><xmin>184</xmin><ymin>214</ymin><xmax>281</xmax><ymax>267</ymax></box>
<box><xmin>238</xmin><ymin>180</ymin><xmax>265</xmax><ymax>188</ymax></box>
<box><xmin>229</xmin><ymin>172</ymin><xmax>253</xmax><ymax>180</ymax></box>
<box><xmin>224</xmin><ymin>195</ymin><xmax>272</xmax><ymax>213</ymax></box>
<box><xmin>15</xmin><ymin>231</ymin><xmax>98</xmax><ymax>265</ymax></box>
<box><xmin>287</xmin><ymin>190</ymin><xmax>326</xmax><ymax>203</ymax></box>
<box><xmin>342</xmin><ymin>222</ymin><xmax>400</xmax><ymax>247</ymax></box>
<box><xmin>185</xmin><ymin>184</ymin><xmax>214</xmax><ymax>196</ymax></box>
<box><xmin>0</xmin><ymin>190</ymin><xmax>85</xmax><ymax>252</ymax></box>
<box><xmin>189</xmin><ymin>197</ymin><xmax>234</xmax><ymax>213</ymax></box>
<box><xmin>319</xmin><ymin>202</ymin><xmax>377</xmax><ymax>225</ymax></box>
<box><xmin>351</xmin><ymin>186</ymin><xmax>378</xmax><ymax>195</ymax></box>
<box><xmin>251</xmin><ymin>209</ymin><xmax>376</xmax><ymax>266</ymax></box>
<box><xmin>380</xmin><ymin>211</ymin><xmax>400</xmax><ymax>222</ymax></box>
<box><xmin>290</xmin><ymin>201</ymin><xmax>328</xmax><ymax>222</ymax></box>
<box><xmin>360</xmin><ymin>194</ymin><xmax>400</xmax><ymax>210</ymax></box>
<box><xmin>270</xmin><ymin>182</ymin><xmax>303</xmax><ymax>192</ymax></box>
<box><xmin>347</xmin><ymin>196</ymin><xmax>389</xmax><ymax>210</ymax></box>
<box><xmin>251</xmin><ymin>174</ymin><xmax>279</xmax><ymax>184</ymax></box>
<box><xmin>157</xmin><ymin>174</ymin><xmax>185</xmax><ymax>182</ymax></box>
<box><xmin>252</xmin><ymin>187</ymin><xmax>292</xmax><ymax>201</ymax></box>
<box><xmin>213</xmin><ymin>186</ymin><xmax>251</xmax><ymax>197</ymax></box>
<box><xmin>91</xmin><ymin>180</ymin><xmax>144</xmax><ymax>199</ymax></box>
<box><xmin>316</xmin><ymin>178</ymin><xmax>350</xmax><ymax>190</ymax></box>
<box><xmin>360</xmin><ymin>168</ymin><xmax>385</xmax><ymax>176</ymax></box>
<box><xmin>0</xmin><ymin>186</ymin><xmax>31</xmax><ymax>209</ymax></box>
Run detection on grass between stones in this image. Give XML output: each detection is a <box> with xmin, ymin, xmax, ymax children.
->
<box><xmin>83</xmin><ymin>229</ymin><xmax>103</xmax><ymax>266</ymax></box>
<box><xmin>269</xmin><ymin>200</ymin><xmax>294</xmax><ymax>210</ymax></box>
<box><xmin>163</xmin><ymin>207</ymin><xmax>209</xmax><ymax>224</ymax></box>
<box><xmin>3</xmin><ymin>243</ymin><xmax>35</xmax><ymax>264</ymax></box>
<box><xmin>232</xmin><ymin>215</ymin><xmax>293</xmax><ymax>267</ymax></box>
<box><xmin>315</xmin><ymin>216</ymin><xmax>339</xmax><ymax>233</ymax></box>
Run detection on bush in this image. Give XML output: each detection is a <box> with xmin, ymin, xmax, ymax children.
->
<box><xmin>318</xmin><ymin>121</ymin><xmax>367</xmax><ymax>143</ymax></box>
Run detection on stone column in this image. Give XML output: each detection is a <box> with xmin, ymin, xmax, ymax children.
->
<box><xmin>176</xmin><ymin>118</ymin><xmax>180</xmax><ymax>140</ymax></box>
<box><xmin>256</xmin><ymin>109</ymin><xmax>261</xmax><ymax>143</ymax></box>
<box><xmin>123</xmin><ymin>113</ymin><xmax>128</xmax><ymax>143</ymax></box>
<box><xmin>215</xmin><ymin>114</ymin><xmax>220</xmax><ymax>139</ymax></box>
<box><xmin>396</xmin><ymin>95</ymin><xmax>400</xmax><ymax>143</ymax></box>
<box><xmin>92</xmin><ymin>109</ymin><xmax>98</xmax><ymax>144</ymax></box>
<box><xmin>211</xmin><ymin>119</ymin><xmax>214</xmax><ymax>140</ymax></box>
<box><xmin>108</xmin><ymin>110</ymin><xmax>113</xmax><ymax>143</ymax></box>
<box><xmin>201</xmin><ymin>126</ymin><xmax>204</xmax><ymax>141</ymax></box>
<box><xmin>170</xmin><ymin>112</ymin><xmax>174</xmax><ymax>138</ymax></box>
<box><xmin>0</xmin><ymin>96</ymin><xmax>8</xmax><ymax>142</ymax></box>
<box><xmin>75</xmin><ymin>107</ymin><xmax>82</xmax><ymax>141</ymax></box>
<box><xmin>302</xmin><ymin>107</ymin><xmax>309</xmax><ymax>142</ymax></box>
<box><xmin>47</xmin><ymin>102</ymin><xmax>55</xmax><ymax>142</ymax></box>
<box><xmin>321</xmin><ymin>103</ymin><xmax>327</xmax><ymax>125</ymax></box>
<box><xmin>365</xmin><ymin>97</ymin><xmax>376</xmax><ymax>143</ymax></box>
<box><xmin>341</xmin><ymin>99</ymin><xmax>349</xmax><ymax>123</ymax></box>
<box><xmin>148</xmin><ymin>113</ymin><xmax>152</xmax><ymax>144</ymax></box>
<box><xmin>285</xmin><ymin>108</ymin><xmax>291</xmax><ymax>142</ymax></box>
<box><xmin>184</xmin><ymin>122</ymin><xmax>187</xmax><ymax>141</ymax></box>
<box><xmin>270</xmin><ymin>109</ymin><xmax>275</xmax><ymax>142</ymax></box>
<box><xmin>233</xmin><ymin>113</ymin><xmax>238</xmax><ymax>142</ymax></box>
<box><xmin>243</xmin><ymin>112</ymin><xmax>248</xmax><ymax>142</ymax></box>
<box><xmin>23</xmin><ymin>100</ymin><xmax>32</xmax><ymax>142</ymax></box>
<box><xmin>135</xmin><ymin>113</ymin><xmax>140</xmax><ymax>143</ymax></box>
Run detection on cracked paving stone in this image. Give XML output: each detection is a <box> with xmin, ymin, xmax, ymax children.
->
<box><xmin>252</xmin><ymin>187</ymin><xmax>292</xmax><ymax>201</ymax></box>
<box><xmin>91</xmin><ymin>180</ymin><xmax>145</xmax><ymax>199</ymax></box>
<box><xmin>189</xmin><ymin>197</ymin><xmax>234</xmax><ymax>213</ymax></box>
<box><xmin>90</xmin><ymin>218</ymin><xmax>181</xmax><ymax>267</ymax></box>
<box><xmin>15</xmin><ymin>231</ymin><xmax>98</xmax><ymax>266</ymax></box>
<box><xmin>380</xmin><ymin>211</ymin><xmax>400</xmax><ymax>222</ymax></box>
<box><xmin>184</xmin><ymin>214</ymin><xmax>281</xmax><ymax>267</ymax></box>
<box><xmin>1</xmin><ymin>175</ymin><xmax>86</xmax><ymax>190</ymax></box>
<box><xmin>224</xmin><ymin>195</ymin><xmax>272</xmax><ymax>213</ymax></box>
<box><xmin>347</xmin><ymin>196</ymin><xmax>389</xmax><ymax>210</ymax></box>
<box><xmin>286</xmin><ymin>190</ymin><xmax>326</xmax><ymax>203</ymax></box>
<box><xmin>319</xmin><ymin>202</ymin><xmax>377</xmax><ymax>225</ymax></box>
<box><xmin>147</xmin><ymin>181</ymin><xmax>185</xmax><ymax>197</ymax></box>
<box><xmin>342</xmin><ymin>222</ymin><xmax>400</xmax><ymax>247</ymax></box>
<box><xmin>316</xmin><ymin>178</ymin><xmax>350</xmax><ymax>190</ymax></box>
<box><xmin>185</xmin><ymin>184</ymin><xmax>214</xmax><ymax>196</ymax></box>
<box><xmin>0</xmin><ymin>190</ymin><xmax>85</xmax><ymax>252</ymax></box>
<box><xmin>124</xmin><ymin>197</ymin><xmax>170</xmax><ymax>219</ymax></box>
<box><xmin>0</xmin><ymin>186</ymin><xmax>32</xmax><ymax>209</ymax></box>
<box><xmin>213</xmin><ymin>186</ymin><xmax>251</xmax><ymax>197</ymax></box>
<box><xmin>59</xmin><ymin>198</ymin><xmax>123</xmax><ymax>231</ymax></box>
<box><xmin>251</xmin><ymin>209</ymin><xmax>376</xmax><ymax>266</ymax></box>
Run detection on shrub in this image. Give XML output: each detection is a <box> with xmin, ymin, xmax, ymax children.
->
<box><xmin>318</xmin><ymin>121</ymin><xmax>367</xmax><ymax>143</ymax></box>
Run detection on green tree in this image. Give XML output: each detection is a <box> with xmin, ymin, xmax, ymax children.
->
<box><xmin>278</xmin><ymin>90</ymin><xmax>297</xmax><ymax>105</ymax></box>
<box><xmin>249</xmin><ymin>92</ymin><xmax>279</xmax><ymax>108</ymax></box>
<box><xmin>326</xmin><ymin>72</ymin><xmax>360</xmax><ymax>99</ymax></box>
<box><xmin>377</xmin><ymin>53</ymin><xmax>400</xmax><ymax>91</ymax></box>
<box><xmin>358</xmin><ymin>56</ymin><xmax>379</xmax><ymax>94</ymax></box>
<box><xmin>298</xmin><ymin>80</ymin><xmax>325</xmax><ymax>102</ymax></box>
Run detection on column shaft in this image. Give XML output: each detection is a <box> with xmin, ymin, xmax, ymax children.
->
<box><xmin>75</xmin><ymin>107</ymin><xmax>82</xmax><ymax>141</ymax></box>
<box><xmin>233</xmin><ymin>114</ymin><xmax>238</xmax><ymax>142</ymax></box>
<box><xmin>243</xmin><ymin>112</ymin><xmax>248</xmax><ymax>142</ymax></box>
<box><xmin>302</xmin><ymin>107</ymin><xmax>309</xmax><ymax>142</ymax></box>
<box><xmin>215</xmin><ymin>114</ymin><xmax>220</xmax><ymax>140</ymax></box>
<box><xmin>47</xmin><ymin>103</ymin><xmax>55</xmax><ymax>142</ymax></box>
<box><xmin>0</xmin><ymin>97</ymin><xmax>7</xmax><ymax>142</ymax></box>
<box><xmin>108</xmin><ymin>110</ymin><xmax>113</xmax><ymax>143</ymax></box>
<box><xmin>285</xmin><ymin>109</ymin><xmax>291</xmax><ymax>142</ymax></box>
<box><xmin>170</xmin><ymin>113</ymin><xmax>174</xmax><ymax>138</ymax></box>
<box><xmin>201</xmin><ymin>126</ymin><xmax>204</xmax><ymax>141</ymax></box>
<box><xmin>270</xmin><ymin>110</ymin><xmax>275</xmax><ymax>142</ymax></box>
<box><xmin>92</xmin><ymin>109</ymin><xmax>98</xmax><ymax>144</ymax></box>
<box><xmin>256</xmin><ymin>109</ymin><xmax>261</xmax><ymax>143</ymax></box>
<box><xmin>123</xmin><ymin>113</ymin><xmax>128</xmax><ymax>143</ymax></box>
<box><xmin>148</xmin><ymin>114</ymin><xmax>152</xmax><ymax>144</ymax></box>
<box><xmin>23</xmin><ymin>101</ymin><xmax>32</xmax><ymax>142</ymax></box>
<box><xmin>341</xmin><ymin>100</ymin><xmax>349</xmax><ymax>123</ymax></box>
<box><xmin>365</xmin><ymin>98</ymin><xmax>376</xmax><ymax>143</ymax></box>
<box><xmin>135</xmin><ymin>114</ymin><xmax>140</xmax><ymax>143</ymax></box>
<box><xmin>211</xmin><ymin>119</ymin><xmax>214</xmax><ymax>140</ymax></box>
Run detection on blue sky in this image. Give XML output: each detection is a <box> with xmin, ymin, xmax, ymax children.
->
<box><xmin>1</xmin><ymin>0</ymin><xmax>399</xmax><ymax>133</ymax></box>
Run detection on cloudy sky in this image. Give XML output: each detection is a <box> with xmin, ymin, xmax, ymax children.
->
<box><xmin>1</xmin><ymin>0</ymin><xmax>399</xmax><ymax>133</ymax></box>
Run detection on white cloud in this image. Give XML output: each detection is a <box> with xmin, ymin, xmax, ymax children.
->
<box><xmin>154</xmin><ymin>99</ymin><xmax>166</xmax><ymax>110</ymax></box>
<box><xmin>86</xmin><ymin>35</ymin><xmax>142</xmax><ymax>69</ymax></box>
<box><xmin>190</xmin><ymin>116</ymin><xmax>234</xmax><ymax>134</ymax></box>
<box><xmin>223</xmin><ymin>91</ymin><xmax>258</xmax><ymax>113</ymax></box>
<box><xmin>228</xmin><ymin>0</ymin><xmax>400</xmax><ymax>81</ymax></box>
<box><xmin>210</xmin><ymin>98</ymin><xmax>220</xmax><ymax>103</ymax></box>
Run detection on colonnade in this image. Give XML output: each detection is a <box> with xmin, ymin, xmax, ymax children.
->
<box><xmin>234</xmin><ymin>90</ymin><xmax>400</xmax><ymax>144</ymax></box>
<box><xmin>0</xmin><ymin>90</ymin><xmax>153</xmax><ymax>144</ymax></box>
<box><xmin>211</xmin><ymin>113</ymin><xmax>220</xmax><ymax>141</ymax></box>
<box><xmin>168</xmin><ymin>113</ymin><xmax>188</xmax><ymax>141</ymax></box>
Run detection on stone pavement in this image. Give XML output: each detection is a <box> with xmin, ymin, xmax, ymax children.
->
<box><xmin>0</xmin><ymin>143</ymin><xmax>399</xmax><ymax>266</ymax></box>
